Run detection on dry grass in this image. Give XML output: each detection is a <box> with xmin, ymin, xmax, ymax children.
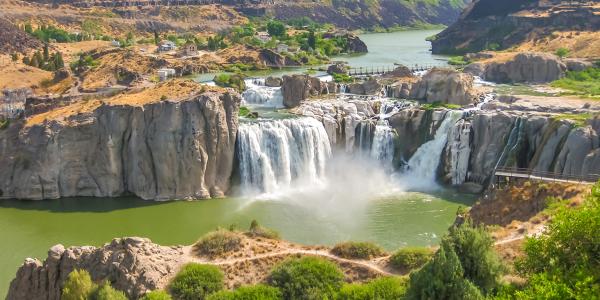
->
<box><xmin>0</xmin><ymin>58</ymin><xmax>53</xmax><ymax>89</ymax></box>
<box><xmin>52</xmin><ymin>40</ymin><xmax>112</xmax><ymax>62</ymax></box>
<box><xmin>515</xmin><ymin>31</ymin><xmax>600</xmax><ymax>58</ymax></box>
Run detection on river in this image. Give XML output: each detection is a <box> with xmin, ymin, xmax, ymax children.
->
<box><xmin>0</xmin><ymin>30</ymin><xmax>469</xmax><ymax>297</ymax></box>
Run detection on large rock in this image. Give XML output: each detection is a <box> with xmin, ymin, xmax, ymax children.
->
<box><xmin>7</xmin><ymin>238</ymin><xmax>186</xmax><ymax>300</ymax></box>
<box><xmin>482</xmin><ymin>52</ymin><xmax>567</xmax><ymax>83</ymax></box>
<box><xmin>327</xmin><ymin>63</ymin><xmax>348</xmax><ymax>75</ymax></box>
<box><xmin>409</xmin><ymin>68</ymin><xmax>479</xmax><ymax>105</ymax></box>
<box><xmin>265</xmin><ymin>76</ymin><xmax>282</xmax><ymax>87</ymax></box>
<box><xmin>347</xmin><ymin>79</ymin><xmax>383</xmax><ymax>95</ymax></box>
<box><xmin>344</xmin><ymin>34</ymin><xmax>368</xmax><ymax>53</ymax></box>
<box><xmin>0</xmin><ymin>90</ymin><xmax>241</xmax><ymax>200</ymax></box>
<box><xmin>281</xmin><ymin>75</ymin><xmax>329</xmax><ymax>108</ymax></box>
<box><xmin>564</xmin><ymin>58</ymin><xmax>593</xmax><ymax>72</ymax></box>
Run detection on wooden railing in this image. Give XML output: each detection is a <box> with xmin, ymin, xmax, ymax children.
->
<box><xmin>347</xmin><ymin>63</ymin><xmax>450</xmax><ymax>76</ymax></box>
<box><xmin>494</xmin><ymin>167</ymin><xmax>600</xmax><ymax>184</ymax></box>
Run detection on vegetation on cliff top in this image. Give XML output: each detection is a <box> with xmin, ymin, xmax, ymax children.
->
<box><xmin>551</xmin><ymin>65</ymin><xmax>600</xmax><ymax>98</ymax></box>
<box><xmin>331</xmin><ymin>241</ymin><xmax>386</xmax><ymax>259</ymax></box>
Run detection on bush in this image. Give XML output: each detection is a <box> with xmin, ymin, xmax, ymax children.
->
<box><xmin>336</xmin><ymin>276</ymin><xmax>407</xmax><ymax>300</ymax></box>
<box><xmin>332</xmin><ymin>73</ymin><xmax>353</xmax><ymax>83</ymax></box>
<box><xmin>194</xmin><ymin>229</ymin><xmax>243</xmax><ymax>257</ymax></box>
<box><xmin>269</xmin><ymin>256</ymin><xmax>344</xmax><ymax>300</ymax></box>
<box><xmin>169</xmin><ymin>263</ymin><xmax>224</xmax><ymax>300</ymax></box>
<box><xmin>141</xmin><ymin>290</ymin><xmax>173</xmax><ymax>300</ymax></box>
<box><xmin>389</xmin><ymin>247</ymin><xmax>433</xmax><ymax>271</ymax></box>
<box><xmin>207</xmin><ymin>284</ymin><xmax>282</xmax><ymax>300</ymax></box>
<box><xmin>331</xmin><ymin>242</ymin><xmax>385</xmax><ymax>259</ymax></box>
<box><xmin>213</xmin><ymin>74</ymin><xmax>246</xmax><ymax>92</ymax></box>
<box><xmin>247</xmin><ymin>220</ymin><xmax>280</xmax><ymax>240</ymax></box>
<box><xmin>90</xmin><ymin>283</ymin><xmax>128</xmax><ymax>300</ymax></box>
<box><xmin>62</xmin><ymin>269</ymin><xmax>96</xmax><ymax>300</ymax></box>
<box><xmin>0</xmin><ymin>118</ymin><xmax>9</xmax><ymax>130</ymax></box>
<box><xmin>448</xmin><ymin>56</ymin><xmax>468</xmax><ymax>66</ymax></box>
<box><xmin>555</xmin><ymin>47</ymin><xmax>570</xmax><ymax>58</ymax></box>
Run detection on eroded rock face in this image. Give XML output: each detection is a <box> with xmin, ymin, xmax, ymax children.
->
<box><xmin>345</xmin><ymin>34</ymin><xmax>368</xmax><ymax>53</ymax></box>
<box><xmin>7</xmin><ymin>237</ymin><xmax>186</xmax><ymax>300</ymax></box>
<box><xmin>409</xmin><ymin>68</ymin><xmax>479</xmax><ymax>105</ymax></box>
<box><xmin>265</xmin><ymin>76</ymin><xmax>282</xmax><ymax>87</ymax></box>
<box><xmin>0</xmin><ymin>91</ymin><xmax>241</xmax><ymax>200</ymax></box>
<box><xmin>482</xmin><ymin>52</ymin><xmax>566</xmax><ymax>83</ymax></box>
<box><xmin>347</xmin><ymin>79</ymin><xmax>383</xmax><ymax>95</ymax></box>
<box><xmin>281</xmin><ymin>75</ymin><xmax>335</xmax><ymax>108</ymax></box>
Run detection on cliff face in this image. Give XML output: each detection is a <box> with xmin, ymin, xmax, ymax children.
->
<box><xmin>0</xmin><ymin>90</ymin><xmax>241</xmax><ymax>201</ymax></box>
<box><xmin>431</xmin><ymin>0</ymin><xmax>600</xmax><ymax>54</ymax></box>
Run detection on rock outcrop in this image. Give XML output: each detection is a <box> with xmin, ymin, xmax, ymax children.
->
<box><xmin>344</xmin><ymin>34</ymin><xmax>368</xmax><ymax>53</ymax></box>
<box><xmin>347</xmin><ymin>79</ymin><xmax>383</xmax><ymax>95</ymax></box>
<box><xmin>0</xmin><ymin>87</ymin><xmax>241</xmax><ymax>200</ymax></box>
<box><xmin>7</xmin><ymin>237</ymin><xmax>185</xmax><ymax>300</ymax></box>
<box><xmin>327</xmin><ymin>63</ymin><xmax>349</xmax><ymax>75</ymax></box>
<box><xmin>281</xmin><ymin>75</ymin><xmax>336</xmax><ymax>108</ymax></box>
<box><xmin>409</xmin><ymin>68</ymin><xmax>479</xmax><ymax>105</ymax></box>
<box><xmin>481</xmin><ymin>53</ymin><xmax>566</xmax><ymax>83</ymax></box>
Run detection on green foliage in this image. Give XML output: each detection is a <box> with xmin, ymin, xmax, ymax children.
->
<box><xmin>239</xmin><ymin>106</ymin><xmax>251</xmax><ymax>117</ymax></box>
<box><xmin>169</xmin><ymin>263</ymin><xmax>224</xmax><ymax>300</ymax></box>
<box><xmin>30</xmin><ymin>25</ymin><xmax>79</xmax><ymax>43</ymax></box>
<box><xmin>448</xmin><ymin>56</ymin><xmax>468</xmax><ymax>66</ymax></box>
<box><xmin>510</xmin><ymin>183</ymin><xmax>600</xmax><ymax>298</ymax></box>
<box><xmin>70</xmin><ymin>54</ymin><xmax>99</xmax><ymax>72</ymax></box>
<box><xmin>389</xmin><ymin>247</ymin><xmax>433</xmax><ymax>271</ymax></box>
<box><xmin>206</xmin><ymin>284</ymin><xmax>282</xmax><ymax>300</ymax></box>
<box><xmin>194</xmin><ymin>229</ymin><xmax>243</xmax><ymax>257</ymax></box>
<box><xmin>331</xmin><ymin>241</ymin><xmax>385</xmax><ymax>259</ymax></box>
<box><xmin>213</xmin><ymin>74</ymin><xmax>246</xmax><ymax>93</ymax></box>
<box><xmin>90</xmin><ymin>282</ymin><xmax>128</xmax><ymax>300</ymax></box>
<box><xmin>551</xmin><ymin>67</ymin><xmax>600</xmax><ymax>97</ymax></box>
<box><xmin>421</xmin><ymin>102</ymin><xmax>462</xmax><ymax>110</ymax></box>
<box><xmin>551</xmin><ymin>113</ymin><xmax>591</xmax><ymax>128</ymax></box>
<box><xmin>247</xmin><ymin>220</ymin><xmax>280</xmax><ymax>239</ymax></box>
<box><xmin>269</xmin><ymin>256</ymin><xmax>344</xmax><ymax>300</ymax></box>
<box><xmin>555</xmin><ymin>47</ymin><xmax>570</xmax><ymax>58</ymax></box>
<box><xmin>336</xmin><ymin>276</ymin><xmax>407</xmax><ymax>300</ymax></box>
<box><xmin>141</xmin><ymin>290</ymin><xmax>173</xmax><ymax>300</ymax></box>
<box><xmin>332</xmin><ymin>73</ymin><xmax>353</xmax><ymax>83</ymax></box>
<box><xmin>266</xmin><ymin>20</ymin><xmax>286</xmax><ymax>38</ymax></box>
<box><xmin>0</xmin><ymin>118</ymin><xmax>9</xmax><ymax>130</ymax></box>
<box><xmin>62</xmin><ymin>269</ymin><xmax>96</xmax><ymax>300</ymax></box>
<box><xmin>406</xmin><ymin>241</ymin><xmax>484</xmax><ymax>300</ymax></box>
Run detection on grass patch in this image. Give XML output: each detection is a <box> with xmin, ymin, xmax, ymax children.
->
<box><xmin>389</xmin><ymin>247</ymin><xmax>434</xmax><ymax>271</ymax></box>
<box><xmin>246</xmin><ymin>220</ymin><xmax>280</xmax><ymax>240</ymax></box>
<box><xmin>0</xmin><ymin>118</ymin><xmax>9</xmax><ymax>130</ymax></box>
<box><xmin>551</xmin><ymin>67</ymin><xmax>600</xmax><ymax>98</ymax></box>
<box><xmin>193</xmin><ymin>229</ymin><xmax>243</xmax><ymax>258</ymax></box>
<box><xmin>421</xmin><ymin>102</ymin><xmax>462</xmax><ymax>110</ymax></box>
<box><xmin>551</xmin><ymin>113</ymin><xmax>593</xmax><ymax>127</ymax></box>
<box><xmin>448</xmin><ymin>56</ymin><xmax>468</xmax><ymax>66</ymax></box>
<box><xmin>213</xmin><ymin>73</ymin><xmax>246</xmax><ymax>93</ymax></box>
<box><xmin>332</xmin><ymin>72</ymin><xmax>353</xmax><ymax>83</ymax></box>
<box><xmin>331</xmin><ymin>241</ymin><xmax>386</xmax><ymax>259</ymax></box>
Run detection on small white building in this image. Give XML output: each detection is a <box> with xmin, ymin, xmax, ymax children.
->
<box><xmin>111</xmin><ymin>40</ymin><xmax>121</xmax><ymax>47</ymax></box>
<box><xmin>157</xmin><ymin>68</ymin><xmax>176</xmax><ymax>81</ymax></box>
<box><xmin>256</xmin><ymin>31</ymin><xmax>271</xmax><ymax>43</ymax></box>
<box><xmin>276</xmin><ymin>43</ymin><xmax>289</xmax><ymax>53</ymax></box>
<box><xmin>158</xmin><ymin>41</ymin><xmax>177</xmax><ymax>52</ymax></box>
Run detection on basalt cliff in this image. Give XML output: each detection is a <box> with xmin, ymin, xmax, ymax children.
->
<box><xmin>0</xmin><ymin>81</ymin><xmax>241</xmax><ymax>200</ymax></box>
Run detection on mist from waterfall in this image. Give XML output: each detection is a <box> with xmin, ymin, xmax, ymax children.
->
<box><xmin>400</xmin><ymin>110</ymin><xmax>463</xmax><ymax>190</ymax></box>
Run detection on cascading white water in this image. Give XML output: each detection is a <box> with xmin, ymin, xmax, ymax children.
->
<box><xmin>237</xmin><ymin>118</ymin><xmax>332</xmax><ymax>195</ymax></box>
<box><xmin>447</xmin><ymin>119</ymin><xmax>472</xmax><ymax>185</ymax></box>
<box><xmin>403</xmin><ymin>111</ymin><xmax>463</xmax><ymax>185</ymax></box>
<box><xmin>370</xmin><ymin>120</ymin><xmax>395</xmax><ymax>167</ymax></box>
<box><xmin>241</xmin><ymin>79</ymin><xmax>283</xmax><ymax>107</ymax></box>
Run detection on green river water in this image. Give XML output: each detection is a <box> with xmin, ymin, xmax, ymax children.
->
<box><xmin>0</xmin><ymin>30</ymin><xmax>467</xmax><ymax>297</ymax></box>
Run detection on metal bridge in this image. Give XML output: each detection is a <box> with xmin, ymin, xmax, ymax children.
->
<box><xmin>493</xmin><ymin>167</ymin><xmax>600</xmax><ymax>185</ymax></box>
<box><xmin>347</xmin><ymin>63</ymin><xmax>450</xmax><ymax>76</ymax></box>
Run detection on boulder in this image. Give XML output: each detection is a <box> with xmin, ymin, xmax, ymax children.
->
<box><xmin>327</xmin><ymin>63</ymin><xmax>348</xmax><ymax>75</ymax></box>
<box><xmin>482</xmin><ymin>52</ymin><xmax>567</xmax><ymax>83</ymax></box>
<box><xmin>564</xmin><ymin>58</ymin><xmax>593</xmax><ymax>72</ymax></box>
<box><xmin>347</xmin><ymin>79</ymin><xmax>383</xmax><ymax>95</ymax></box>
<box><xmin>409</xmin><ymin>68</ymin><xmax>479</xmax><ymax>105</ymax></box>
<box><xmin>344</xmin><ymin>34</ymin><xmax>368</xmax><ymax>53</ymax></box>
<box><xmin>265</xmin><ymin>76</ymin><xmax>282</xmax><ymax>87</ymax></box>
<box><xmin>463</xmin><ymin>62</ymin><xmax>485</xmax><ymax>77</ymax></box>
<box><xmin>382</xmin><ymin>65</ymin><xmax>414</xmax><ymax>78</ymax></box>
<box><xmin>281</xmin><ymin>74</ymin><xmax>325</xmax><ymax>108</ymax></box>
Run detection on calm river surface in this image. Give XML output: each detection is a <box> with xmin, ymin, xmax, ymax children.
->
<box><xmin>0</xmin><ymin>30</ymin><xmax>464</xmax><ymax>297</ymax></box>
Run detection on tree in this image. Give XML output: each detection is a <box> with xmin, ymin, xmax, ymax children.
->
<box><xmin>206</xmin><ymin>284</ymin><xmax>282</xmax><ymax>300</ymax></box>
<box><xmin>169</xmin><ymin>263</ymin><xmax>224</xmax><ymax>300</ymax></box>
<box><xmin>154</xmin><ymin>31</ymin><xmax>160</xmax><ymax>46</ymax></box>
<box><xmin>24</xmin><ymin>23</ymin><xmax>33</xmax><ymax>34</ymax></box>
<box><xmin>141</xmin><ymin>290</ymin><xmax>173</xmax><ymax>300</ymax></box>
<box><xmin>11</xmin><ymin>53</ymin><xmax>19</xmax><ymax>61</ymax></box>
<box><xmin>22</xmin><ymin>56</ymin><xmax>30</xmax><ymax>65</ymax></box>
<box><xmin>266</xmin><ymin>20</ymin><xmax>286</xmax><ymax>38</ymax></box>
<box><xmin>307</xmin><ymin>30</ymin><xmax>316</xmax><ymax>50</ymax></box>
<box><xmin>54</xmin><ymin>52</ymin><xmax>64</xmax><ymax>69</ymax></box>
<box><xmin>62</xmin><ymin>269</ymin><xmax>96</xmax><ymax>300</ymax></box>
<box><xmin>90</xmin><ymin>282</ymin><xmax>128</xmax><ymax>300</ymax></box>
<box><xmin>268</xmin><ymin>256</ymin><xmax>344</xmax><ymax>300</ymax></box>
<box><xmin>555</xmin><ymin>47</ymin><xmax>570</xmax><ymax>58</ymax></box>
<box><xmin>43</xmin><ymin>43</ymin><xmax>49</xmax><ymax>61</ymax></box>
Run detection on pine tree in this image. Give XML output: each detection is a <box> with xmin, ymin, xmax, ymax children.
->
<box><xmin>43</xmin><ymin>44</ymin><xmax>49</xmax><ymax>61</ymax></box>
<box><xmin>54</xmin><ymin>52</ymin><xmax>64</xmax><ymax>69</ymax></box>
<box><xmin>22</xmin><ymin>56</ymin><xmax>30</xmax><ymax>65</ymax></box>
<box><xmin>30</xmin><ymin>55</ymin><xmax>39</xmax><ymax>68</ymax></box>
<box><xmin>154</xmin><ymin>31</ymin><xmax>160</xmax><ymax>45</ymax></box>
<box><xmin>24</xmin><ymin>23</ymin><xmax>33</xmax><ymax>34</ymax></box>
<box><xmin>308</xmin><ymin>30</ymin><xmax>316</xmax><ymax>50</ymax></box>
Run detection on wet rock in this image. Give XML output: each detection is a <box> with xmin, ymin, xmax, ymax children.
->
<box><xmin>347</xmin><ymin>79</ymin><xmax>382</xmax><ymax>95</ymax></box>
<box><xmin>409</xmin><ymin>68</ymin><xmax>479</xmax><ymax>105</ymax></box>
<box><xmin>265</xmin><ymin>76</ymin><xmax>282</xmax><ymax>87</ymax></box>
<box><xmin>281</xmin><ymin>74</ymin><xmax>326</xmax><ymax>108</ymax></box>
<box><xmin>463</xmin><ymin>62</ymin><xmax>485</xmax><ymax>77</ymax></box>
<box><xmin>382</xmin><ymin>65</ymin><xmax>413</xmax><ymax>78</ymax></box>
<box><xmin>327</xmin><ymin>63</ymin><xmax>348</xmax><ymax>75</ymax></box>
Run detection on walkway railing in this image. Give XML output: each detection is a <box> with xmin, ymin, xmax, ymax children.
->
<box><xmin>493</xmin><ymin>167</ymin><xmax>600</xmax><ymax>184</ymax></box>
<box><xmin>347</xmin><ymin>63</ymin><xmax>450</xmax><ymax>76</ymax></box>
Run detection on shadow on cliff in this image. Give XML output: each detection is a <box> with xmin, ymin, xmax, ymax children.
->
<box><xmin>0</xmin><ymin>196</ymin><xmax>173</xmax><ymax>213</ymax></box>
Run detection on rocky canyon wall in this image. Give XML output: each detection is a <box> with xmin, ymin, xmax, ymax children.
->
<box><xmin>0</xmin><ymin>91</ymin><xmax>241</xmax><ymax>201</ymax></box>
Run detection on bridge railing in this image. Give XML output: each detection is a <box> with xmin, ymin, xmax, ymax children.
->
<box><xmin>347</xmin><ymin>63</ymin><xmax>451</xmax><ymax>76</ymax></box>
<box><xmin>494</xmin><ymin>167</ymin><xmax>600</xmax><ymax>183</ymax></box>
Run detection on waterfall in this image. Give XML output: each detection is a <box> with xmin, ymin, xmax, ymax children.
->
<box><xmin>241</xmin><ymin>79</ymin><xmax>283</xmax><ymax>107</ymax></box>
<box><xmin>494</xmin><ymin>117</ymin><xmax>524</xmax><ymax>170</ymax></box>
<box><xmin>404</xmin><ymin>111</ymin><xmax>462</xmax><ymax>183</ymax></box>
<box><xmin>236</xmin><ymin>118</ymin><xmax>332</xmax><ymax>195</ymax></box>
<box><xmin>371</xmin><ymin>120</ymin><xmax>395</xmax><ymax>167</ymax></box>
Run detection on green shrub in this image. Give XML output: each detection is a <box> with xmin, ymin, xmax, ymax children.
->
<box><xmin>269</xmin><ymin>256</ymin><xmax>344</xmax><ymax>300</ymax></box>
<box><xmin>90</xmin><ymin>282</ymin><xmax>128</xmax><ymax>300</ymax></box>
<box><xmin>331</xmin><ymin>242</ymin><xmax>385</xmax><ymax>259</ymax></box>
<box><xmin>169</xmin><ymin>263</ymin><xmax>224</xmax><ymax>300</ymax></box>
<box><xmin>141</xmin><ymin>290</ymin><xmax>173</xmax><ymax>300</ymax></box>
<box><xmin>0</xmin><ymin>118</ymin><xmax>9</xmax><ymax>130</ymax></box>
<box><xmin>207</xmin><ymin>284</ymin><xmax>282</xmax><ymax>300</ymax></box>
<box><xmin>551</xmin><ymin>67</ymin><xmax>600</xmax><ymax>96</ymax></box>
<box><xmin>213</xmin><ymin>74</ymin><xmax>246</xmax><ymax>92</ymax></box>
<box><xmin>247</xmin><ymin>220</ymin><xmax>280</xmax><ymax>240</ymax></box>
<box><xmin>194</xmin><ymin>229</ymin><xmax>243</xmax><ymax>257</ymax></box>
<box><xmin>239</xmin><ymin>106</ymin><xmax>251</xmax><ymax>117</ymax></box>
<box><xmin>421</xmin><ymin>102</ymin><xmax>462</xmax><ymax>110</ymax></box>
<box><xmin>555</xmin><ymin>47</ymin><xmax>570</xmax><ymax>58</ymax></box>
<box><xmin>62</xmin><ymin>269</ymin><xmax>96</xmax><ymax>300</ymax></box>
<box><xmin>336</xmin><ymin>276</ymin><xmax>407</xmax><ymax>300</ymax></box>
<box><xmin>389</xmin><ymin>247</ymin><xmax>433</xmax><ymax>271</ymax></box>
<box><xmin>332</xmin><ymin>73</ymin><xmax>353</xmax><ymax>83</ymax></box>
<box><xmin>448</xmin><ymin>56</ymin><xmax>468</xmax><ymax>66</ymax></box>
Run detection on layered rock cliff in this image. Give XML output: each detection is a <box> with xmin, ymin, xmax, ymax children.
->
<box><xmin>0</xmin><ymin>81</ymin><xmax>241</xmax><ymax>200</ymax></box>
<box><xmin>465</xmin><ymin>52</ymin><xmax>566</xmax><ymax>83</ymax></box>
